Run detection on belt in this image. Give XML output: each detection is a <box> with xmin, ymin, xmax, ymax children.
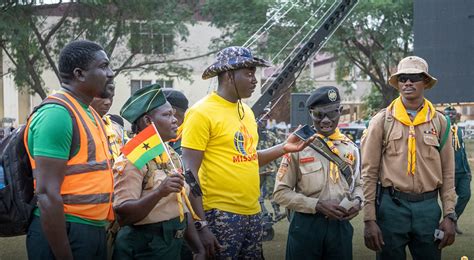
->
<box><xmin>131</xmin><ymin>222</ymin><xmax>163</xmax><ymax>233</ymax></box>
<box><xmin>382</xmin><ymin>187</ymin><xmax>438</xmax><ymax>202</ymax></box>
<box><xmin>130</xmin><ymin>218</ymin><xmax>185</xmax><ymax>239</ymax></box>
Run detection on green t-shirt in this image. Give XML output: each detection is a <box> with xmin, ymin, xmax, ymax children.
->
<box><xmin>28</xmin><ymin>103</ymin><xmax>108</xmax><ymax>227</ymax></box>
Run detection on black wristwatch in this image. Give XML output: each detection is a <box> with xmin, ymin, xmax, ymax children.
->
<box><xmin>444</xmin><ymin>212</ymin><xmax>458</xmax><ymax>222</ymax></box>
<box><xmin>194</xmin><ymin>220</ymin><xmax>209</xmax><ymax>231</ymax></box>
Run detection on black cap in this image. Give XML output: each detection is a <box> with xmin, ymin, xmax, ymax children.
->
<box><xmin>162</xmin><ymin>88</ymin><xmax>189</xmax><ymax>111</ymax></box>
<box><xmin>306</xmin><ymin>86</ymin><xmax>341</xmax><ymax>108</ymax></box>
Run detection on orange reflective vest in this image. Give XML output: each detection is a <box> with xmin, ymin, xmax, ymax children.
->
<box><xmin>24</xmin><ymin>91</ymin><xmax>114</xmax><ymax>221</ymax></box>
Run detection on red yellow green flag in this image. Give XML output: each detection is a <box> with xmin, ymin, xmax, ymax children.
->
<box><xmin>121</xmin><ymin>124</ymin><xmax>165</xmax><ymax>169</ymax></box>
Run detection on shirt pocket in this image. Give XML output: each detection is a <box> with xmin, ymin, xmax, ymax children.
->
<box><xmin>299</xmin><ymin>161</ymin><xmax>325</xmax><ymax>193</ymax></box>
<box><xmin>422</xmin><ymin>134</ymin><xmax>439</xmax><ymax>159</ymax></box>
<box><xmin>300</xmin><ymin>160</ymin><xmax>323</xmax><ymax>175</ymax></box>
<box><xmin>386</xmin><ymin>128</ymin><xmax>403</xmax><ymax>155</ymax></box>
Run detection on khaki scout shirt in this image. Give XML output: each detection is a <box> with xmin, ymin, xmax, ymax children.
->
<box><xmin>361</xmin><ymin>110</ymin><xmax>456</xmax><ymax>221</ymax></box>
<box><xmin>113</xmin><ymin>146</ymin><xmax>190</xmax><ymax>225</ymax></box>
<box><xmin>273</xmin><ymin>139</ymin><xmax>363</xmax><ymax>214</ymax></box>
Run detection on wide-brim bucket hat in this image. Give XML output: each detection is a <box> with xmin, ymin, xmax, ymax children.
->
<box><xmin>388</xmin><ymin>56</ymin><xmax>437</xmax><ymax>89</ymax></box>
<box><xmin>202</xmin><ymin>46</ymin><xmax>271</xmax><ymax>80</ymax></box>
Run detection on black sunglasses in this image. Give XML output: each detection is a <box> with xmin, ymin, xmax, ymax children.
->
<box><xmin>309</xmin><ymin>109</ymin><xmax>341</xmax><ymax>120</ymax></box>
<box><xmin>397</xmin><ymin>73</ymin><xmax>427</xmax><ymax>83</ymax></box>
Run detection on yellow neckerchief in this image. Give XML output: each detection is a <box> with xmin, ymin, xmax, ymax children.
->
<box><xmin>451</xmin><ymin>124</ymin><xmax>460</xmax><ymax>151</ymax></box>
<box><xmin>168</xmin><ymin>124</ymin><xmax>183</xmax><ymax>143</ymax></box>
<box><xmin>103</xmin><ymin>115</ymin><xmax>121</xmax><ymax>160</ymax></box>
<box><xmin>316</xmin><ymin>128</ymin><xmax>350</xmax><ymax>184</ymax></box>
<box><xmin>387</xmin><ymin>97</ymin><xmax>435</xmax><ymax>175</ymax></box>
<box><xmin>153</xmin><ymin>148</ymin><xmax>200</xmax><ymax>222</ymax></box>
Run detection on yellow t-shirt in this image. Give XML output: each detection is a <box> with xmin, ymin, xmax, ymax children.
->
<box><xmin>181</xmin><ymin>92</ymin><xmax>260</xmax><ymax>215</ymax></box>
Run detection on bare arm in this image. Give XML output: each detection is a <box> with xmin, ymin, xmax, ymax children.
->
<box><xmin>182</xmin><ymin>148</ymin><xmax>206</xmax><ymax>219</ymax></box>
<box><xmin>35</xmin><ymin>156</ymin><xmax>72</xmax><ymax>260</ymax></box>
<box><xmin>114</xmin><ymin>173</ymin><xmax>184</xmax><ymax>226</ymax></box>
<box><xmin>181</xmin><ymin>147</ymin><xmax>221</xmax><ymax>258</ymax></box>
<box><xmin>184</xmin><ymin>212</ymin><xmax>205</xmax><ymax>259</ymax></box>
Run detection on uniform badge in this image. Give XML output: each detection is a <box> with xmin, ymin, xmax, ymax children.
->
<box><xmin>299</xmin><ymin>157</ymin><xmax>315</xmax><ymax>164</ymax></box>
<box><xmin>344</xmin><ymin>152</ymin><xmax>355</xmax><ymax>164</ymax></box>
<box><xmin>283</xmin><ymin>153</ymin><xmax>291</xmax><ymax>163</ymax></box>
<box><xmin>328</xmin><ymin>89</ymin><xmax>338</xmax><ymax>102</ymax></box>
<box><xmin>277</xmin><ymin>163</ymin><xmax>288</xmax><ymax>180</ymax></box>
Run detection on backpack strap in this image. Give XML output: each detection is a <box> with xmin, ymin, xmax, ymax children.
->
<box><xmin>438</xmin><ymin>114</ymin><xmax>451</xmax><ymax>151</ymax></box>
<box><xmin>381</xmin><ymin>108</ymin><xmax>395</xmax><ymax>153</ymax></box>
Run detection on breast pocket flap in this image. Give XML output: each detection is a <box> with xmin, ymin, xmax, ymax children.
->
<box><xmin>300</xmin><ymin>160</ymin><xmax>322</xmax><ymax>175</ymax></box>
<box><xmin>423</xmin><ymin>134</ymin><xmax>439</xmax><ymax>147</ymax></box>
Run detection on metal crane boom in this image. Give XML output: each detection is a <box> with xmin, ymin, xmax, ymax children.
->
<box><xmin>251</xmin><ymin>0</ymin><xmax>358</xmax><ymax>117</ymax></box>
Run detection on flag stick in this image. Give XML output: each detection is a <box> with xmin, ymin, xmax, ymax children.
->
<box><xmin>151</xmin><ymin>122</ymin><xmax>178</xmax><ymax>172</ymax></box>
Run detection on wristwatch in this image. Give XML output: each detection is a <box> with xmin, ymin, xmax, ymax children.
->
<box><xmin>194</xmin><ymin>220</ymin><xmax>209</xmax><ymax>231</ymax></box>
<box><xmin>444</xmin><ymin>212</ymin><xmax>458</xmax><ymax>222</ymax></box>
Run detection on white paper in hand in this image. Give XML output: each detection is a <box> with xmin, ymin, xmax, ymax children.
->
<box><xmin>339</xmin><ymin>197</ymin><xmax>356</xmax><ymax>210</ymax></box>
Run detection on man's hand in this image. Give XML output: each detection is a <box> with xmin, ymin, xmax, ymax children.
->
<box><xmin>316</xmin><ymin>200</ymin><xmax>347</xmax><ymax>220</ymax></box>
<box><xmin>438</xmin><ymin>218</ymin><xmax>456</xmax><ymax>249</ymax></box>
<box><xmin>157</xmin><ymin>173</ymin><xmax>184</xmax><ymax>197</ymax></box>
<box><xmin>364</xmin><ymin>220</ymin><xmax>384</xmax><ymax>251</ymax></box>
<box><xmin>283</xmin><ymin>126</ymin><xmax>317</xmax><ymax>153</ymax></box>
<box><xmin>198</xmin><ymin>227</ymin><xmax>222</xmax><ymax>259</ymax></box>
<box><xmin>343</xmin><ymin>203</ymin><xmax>361</xmax><ymax>220</ymax></box>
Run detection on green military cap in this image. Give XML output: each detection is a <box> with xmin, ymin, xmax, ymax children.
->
<box><xmin>120</xmin><ymin>83</ymin><xmax>166</xmax><ymax>124</ymax></box>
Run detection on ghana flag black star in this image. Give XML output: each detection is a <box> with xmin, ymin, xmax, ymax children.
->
<box><xmin>142</xmin><ymin>142</ymin><xmax>151</xmax><ymax>150</ymax></box>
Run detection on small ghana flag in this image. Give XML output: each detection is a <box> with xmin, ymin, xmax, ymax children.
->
<box><xmin>121</xmin><ymin>124</ymin><xmax>165</xmax><ymax>169</ymax></box>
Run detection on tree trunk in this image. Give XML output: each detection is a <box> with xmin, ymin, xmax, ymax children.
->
<box><xmin>380</xmin><ymin>83</ymin><xmax>398</xmax><ymax>107</ymax></box>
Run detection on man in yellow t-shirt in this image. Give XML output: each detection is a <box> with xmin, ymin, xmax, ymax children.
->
<box><xmin>182</xmin><ymin>46</ymin><xmax>314</xmax><ymax>259</ymax></box>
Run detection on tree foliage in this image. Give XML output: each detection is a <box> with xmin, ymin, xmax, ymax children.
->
<box><xmin>201</xmin><ymin>0</ymin><xmax>413</xmax><ymax>108</ymax></box>
<box><xmin>0</xmin><ymin>0</ymin><xmax>213</xmax><ymax>99</ymax></box>
<box><xmin>326</xmin><ymin>0</ymin><xmax>413</xmax><ymax>107</ymax></box>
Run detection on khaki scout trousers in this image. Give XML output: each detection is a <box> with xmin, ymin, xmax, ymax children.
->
<box><xmin>377</xmin><ymin>193</ymin><xmax>442</xmax><ymax>260</ymax></box>
<box><xmin>286</xmin><ymin>212</ymin><xmax>353</xmax><ymax>260</ymax></box>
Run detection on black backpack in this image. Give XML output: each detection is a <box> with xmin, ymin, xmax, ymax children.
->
<box><xmin>0</xmin><ymin>98</ymin><xmax>78</xmax><ymax>237</ymax></box>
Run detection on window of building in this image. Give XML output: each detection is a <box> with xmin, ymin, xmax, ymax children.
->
<box><xmin>130</xmin><ymin>80</ymin><xmax>152</xmax><ymax>95</ymax></box>
<box><xmin>131</xmin><ymin>79</ymin><xmax>174</xmax><ymax>95</ymax></box>
<box><xmin>156</xmin><ymin>79</ymin><xmax>174</xmax><ymax>88</ymax></box>
<box><xmin>130</xmin><ymin>22</ymin><xmax>174</xmax><ymax>55</ymax></box>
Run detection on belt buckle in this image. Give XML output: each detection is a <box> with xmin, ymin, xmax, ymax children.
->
<box><xmin>174</xmin><ymin>229</ymin><xmax>185</xmax><ymax>239</ymax></box>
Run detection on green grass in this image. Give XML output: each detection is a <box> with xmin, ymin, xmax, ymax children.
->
<box><xmin>2</xmin><ymin>140</ymin><xmax>474</xmax><ymax>259</ymax></box>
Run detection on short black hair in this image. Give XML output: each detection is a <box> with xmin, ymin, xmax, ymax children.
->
<box><xmin>58</xmin><ymin>40</ymin><xmax>104</xmax><ymax>81</ymax></box>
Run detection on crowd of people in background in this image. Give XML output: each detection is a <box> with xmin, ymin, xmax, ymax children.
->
<box><xmin>15</xmin><ymin>39</ymin><xmax>471</xmax><ymax>260</ymax></box>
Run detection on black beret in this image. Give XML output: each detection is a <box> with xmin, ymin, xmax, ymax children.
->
<box><xmin>306</xmin><ymin>86</ymin><xmax>341</xmax><ymax>108</ymax></box>
<box><xmin>162</xmin><ymin>88</ymin><xmax>189</xmax><ymax>111</ymax></box>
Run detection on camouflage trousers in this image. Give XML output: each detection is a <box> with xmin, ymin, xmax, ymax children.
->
<box><xmin>259</xmin><ymin>173</ymin><xmax>276</xmax><ymax>200</ymax></box>
<box><xmin>205</xmin><ymin>209</ymin><xmax>263</xmax><ymax>259</ymax></box>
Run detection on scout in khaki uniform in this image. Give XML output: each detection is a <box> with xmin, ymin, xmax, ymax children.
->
<box><xmin>362</xmin><ymin>56</ymin><xmax>456</xmax><ymax>260</ymax></box>
<box><xmin>273</xmin><ymin>86</ymin><xmax>363</xmax><ymax>260</ymax></box>
<box><xmin>112</xmin><ymin>84</ymin><xmax>204</xmax><ymax>259</ymax></box>
<box><xmin>444</xmin><ymin>106</ymin><xmax>471</xmax><ymax>234</ymax></box>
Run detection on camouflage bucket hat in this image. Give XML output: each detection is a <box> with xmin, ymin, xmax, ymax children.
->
<box><xmin>202</xmin><ymin>46</ymin><xmax>271</xmax><ymax>80</ymax></box>
<box><xmin>388</xmin><ymin>56</ymin><xmax>437</xmax><ymax>89</ymax></box>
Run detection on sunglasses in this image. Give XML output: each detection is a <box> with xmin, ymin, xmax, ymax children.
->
<box><xmin>397</xmin><ymin>74</ymin><xmax>427</xmax><ymax>83</ymax></box>
<box><xmin>309</xmin><ymin>108</ymin><xmax>341</xmax><ymax>120</ymax></box>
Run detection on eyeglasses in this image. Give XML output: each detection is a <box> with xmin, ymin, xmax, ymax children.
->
<box><xmin>397</xmin><ymin>74</ymin><xmax>426</xmax><ymax>83</ymax></box>
<box><xmin>309</xmin><ymin>109</ymin><xmax>341</xmax><ymax>120</ymax></box>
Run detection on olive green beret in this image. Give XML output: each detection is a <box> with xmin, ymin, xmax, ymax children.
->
<box><xmin>120</xmin><ymin>84</ymin><xmax>166</xmax><ymax>124</ymax></box>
